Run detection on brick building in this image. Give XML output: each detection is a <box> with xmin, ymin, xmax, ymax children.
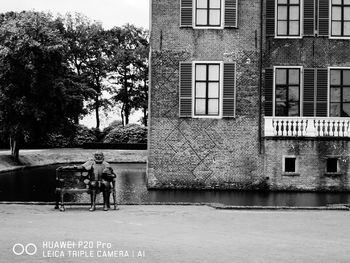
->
<box><xmin>148</xmin><ymin>0</ymin><xmax>350</xmax><ymax>191</ymax></box>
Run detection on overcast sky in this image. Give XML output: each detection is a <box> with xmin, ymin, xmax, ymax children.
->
<box><xmin>0</xmin><ymin>0</ymin><xmax>149</xmax><ymax>29</ymax></box>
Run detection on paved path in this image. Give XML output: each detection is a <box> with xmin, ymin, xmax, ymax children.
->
<box><xmin>0</xmin><ymin>205</ymin><xmax>349</xmax><ymax>263</ymax></box>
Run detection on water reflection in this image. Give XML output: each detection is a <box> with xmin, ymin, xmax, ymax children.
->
<box><xmin>0</xmin><ymin>163</ymin><xmax>350</xmax><ymax>206</ymax></box>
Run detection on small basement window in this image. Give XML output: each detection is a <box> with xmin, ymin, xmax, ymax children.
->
<box><xmin>326</xmin><ymin>158</ymin><xmax>339</xmax><ymax>173</ymax></box>
<box><xmin>284</xmin><ymin>157</ymin><xmax>296</xmax><ymax>173</ymax></box>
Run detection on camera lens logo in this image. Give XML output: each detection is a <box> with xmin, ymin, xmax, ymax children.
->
<box><xmin>12</xmin><ymin>243</ymin><xmax>37</xmax><ymax>256</ymax></box>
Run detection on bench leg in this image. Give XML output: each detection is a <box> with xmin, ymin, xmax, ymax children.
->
<box><xmin>112</xmin><ymin>189</ymin><xmax>118</xmax><ymax>210</ymax></box>
<box><xmin>59</xmin><ymin>192</ymin><xmax>65</xmax><ymax>212</ymax></box>
<box><xmin>54</xmin><ymin>189</ymin><xmax>60</xmax><ymax>209</ymax></box>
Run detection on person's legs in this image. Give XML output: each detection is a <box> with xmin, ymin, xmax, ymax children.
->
<box><xmin>101</xmin><ymin>180</ymin><xmax>111</xmax><ymax>211</ymax></box>
<box><xmin>89</xmin><ymin>181</ymin><xmax>98</xmax><ymax>211</ymax></box>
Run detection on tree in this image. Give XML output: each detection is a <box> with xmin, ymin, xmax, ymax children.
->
<box><xmin>62</xmin><ymin>13</ymin><xmax>111</xmax><ymax>130</ymax></box>
<box><xmin>0</xmin><ymin>11</ymin><xmax>87</xmax><ymax>160</ymax></box>
<box><xmin>107</xmin><ymin>24</ymin><xmax>149</xmax><ymax>126</ymax></box>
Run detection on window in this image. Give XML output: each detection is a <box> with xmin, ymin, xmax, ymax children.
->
<box><xmin>326</xmin><ymin>158</ymin><xmax>339</xmax><ymax>173</ymax></box>
<box><xmin>194</xmin><ymin>63</ymin><xmax>221</xmax><ymax>116</ymax></box>
<box><xmin>331</xmin><ymin>0</ymin><xmax>350</xmax><ymax>37</ymax></box>
<box><xmin>330</xmin><ymin>69</ymin><xmax>350</xmax><ymax>117</ymax></box>
<box><xmin>275</xmin><ymin>67</ymin><xmax>301</xmax><ymax>116</ymax></box>
<box><xmin>276</xmin><ymin>0</ymin><xmax>301</xmax><ymax>37</ymax></box>
<box><xmin>284</xmin><ymin>157</ymin><xmax>296</xmax><ymax>173</ymax></box>
<box><xmin>196</xmin><ymin>0</ymin><xmax>222</xmax><ymax>27</ymax></box>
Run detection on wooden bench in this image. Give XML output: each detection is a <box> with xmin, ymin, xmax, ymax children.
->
<box><xmin>54</xmin><ymin>166</ymin><xmax>117</xmax><ymax>211</ymax></box>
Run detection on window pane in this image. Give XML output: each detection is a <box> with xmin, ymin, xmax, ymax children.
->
<box><xmin>285</xmin><ymin>158</ymin><xmax>296</xmax><ymax>173</ymax></box>
<box><xmin>278</xmin><ymin>0</ymin><xmax>287</xmax><ymax>4</ymax></box>
<box><xmin>345</xmin><ymin>8</ymin><xmax>350</xmax><ymax>20</ymax></box>
<box><xmin>332</xmin><ymin>0</ymin><xmax>342</xmax><ymax>4</ymax></box>
<box><xmin>195</xmin><ymin>99</ymin><xmax>206</xmax><ymax>115</ymax></box>
<box><xmin>344</xmin><ymin>0</ymin><xmax>350</xmax><ymax>5</ymax></box>
<box><xmin>289</xmin><ymin>6</ymin><xmax>300</xmax><ymax>20</ymax></box>
<box><xmin>209</xmin><ymin>10</ymin><xmax>220</xmax><ymax>25</ymax></box>
<box><xmin>208</xmin><ymin>65</ymin><xmax>220</xmax><ymax>80</ymax></box>
<box><xmin>343</xmin><ymin>103</ymin><xmax>350</xmax><ymax>117</ymax></box>
<box><xmin>332</xmin><ymin>21</ymin><xmax>342</xmax><ymax>35</ymax></box>
<box><xmin>343</xmin><ymin>88</ymin><xmax>350</xmax><ymax>102</ymax></box>
<box><xmin>210</xmin><ymin>0</ymin><xmax>221</xmax><ymax>8</ymax></box>
<box><xmin>289</xmin><ymin>69</ymin><xmax>300</xmax><ymax>84</ymax></box>
<box><xmin>344</xmin><ymin>22</ymin><xmax>350</xmax><ymax>36</ymax></box>
<box><xmin>278</xmin><ymin>6</ymin><xmax>288</xmax><ymax>20</ymax></box>
<box><xmin>331</xmin><ymin>87</ymin><xmax>341</xmax><ymax>102</ymax></box>
<box><xmin>288</xmin><ymin>102</ymin><xmax>299</xmax><ymax>116</ymax></box>
<box><xmin>208</xmin><ymin>83</ymin><xmax>219</xmax><ymax>98</ymax></box>
<box><xmin>196</xmin><ymin>65</ymin><xmax>207</xmax><ymax>81</ymax></box>
<box><xmin>330</xmin><ymin>103</ymin><xmax>341</xmax><ymax>117</ymax></box>
<box><xmin>289</xmin><ymin>21</ymin><xmax>300</xmax><ymax>35</ymax></box>
<box><xmin>288</xmin><ymin>86</ymin><xmax>299</xmax><ymax>102</ymax></box>
<box><xmin>332</xmin><ymin>7</ymin><xmax>342</xmax><ymax>20</ymax></box>
<box><xmin>331</xmin><ymin>70</ymin><xmax>341</xmax><ymax>85</ymax></box>
<box><xmin>276</xmin><ymin>102</ymin><xmax>287</xmax><ymax>116</ymax></box>
<box><xmin>197</xmin><ymin>0</ymin><xmax>208</xmax><ymax>8</ymax></box>
<box><xmin>208</xmin><ymin>99</ymin><xmax>219</xmax><ymax>115</ymax></box>
<box><xmin>276</xmin><ymin>69</ymin><xmax>287</xmax><ymax>84</ymax></box>
<box><xmin>276</xmin><ymin>87</ymin><xmax>287</xmax><ymax>101</ymax></box>
<box><xmin>327</xmin><ymin>158</ymin><xmax>338</xmax><ymax>173</ymax></box>
<box><xmin>344</xmin><ymin>70</ymin><xmax>350</xmax><ymax>85</ymax></box>
<box><xmin>196</xmin><ymin>83</ymin><xmax>207</xmax><ymax>98</ymax></box>
<box><xmin>197</xmin><ymin>10</ymin><xmax>208</xmax><ymax>25</ymax></box>
<box><xmin>277</xmin><ymin>21</ymin><xmax>288</xmax><ymax>35</ymax></box>
<box><xmin>290</xmin><ymin>0</ymin><xmax>299</xmax><ymax>4</ymax></box>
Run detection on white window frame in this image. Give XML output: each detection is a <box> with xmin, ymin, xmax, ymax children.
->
<box><xmin>328</xmin><ymin>67</ymin><xmax>350</xmax><ymax>117</ymax></box>
<box><xmin>193</xmin><ymin>0</ymin><xmax>225</xmax><ymax>29</ymax></box>
<box><xmin>329</xmin><ymin>0</ymin><xmax>350</xmax><ymax>39</ymax></box>
<box><xmin>192</xmin><ymin>61</ymin><xmax>224</xmax><ymax>118</ymax></box>
<box><xmin>282</xmin><ymin>155</ymin><xmax>298</xmax><ymax>174</ymax></box>
<box><xmin>273</xmin><ymin>66</ymin><xmax>304</xmax><ymax>117</ymax></box>
<box><xmin>275</xmin><ymin>0</ymin><xmax>303</xmax><ymax>39</ymax></box>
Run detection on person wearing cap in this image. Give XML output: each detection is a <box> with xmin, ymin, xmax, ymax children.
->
<box><xmin>78</xmin><ymin>151</ymin><xmax>115</xmax><ymax>211</ymax></box>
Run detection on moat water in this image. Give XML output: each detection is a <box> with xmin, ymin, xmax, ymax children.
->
<box><xmin>1</xmin><ymin>163</ymin><xmax>350</xmax><ymax>206</ymax></box>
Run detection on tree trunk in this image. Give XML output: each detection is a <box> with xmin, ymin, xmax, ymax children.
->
<box><xmin>95</xmin><ymin>95</ymin><xmax>100</xmax><ymax>130</ymax></box>
<box><xmin>143</xmin><ymin>107</ymin><xmax>147</xmax><ymax>126</ymax></box>
<box><xmin>124</xmin><ymin>69</ymin><xmax>129</xmax><ymax>125</ymax></box>
<box><xmin>9</xmin><ymin>136</ymin><xmax>20</xmax><ymax>161</ymax></box>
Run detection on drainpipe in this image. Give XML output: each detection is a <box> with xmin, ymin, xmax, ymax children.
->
<box><xmin>258</xmin><ymin>0</ymin><xmax>264</xmax><ymax>154</ymax></box>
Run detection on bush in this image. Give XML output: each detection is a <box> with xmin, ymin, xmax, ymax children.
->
<box><xmin>72</xmin><ymin>125</ymin><xmax>98</xmax><ymax>146</ymax></box>
<box><xmin>103</xmin><ymin>124</ymin><xmax>147</xmax><ymax>144</ymax></box>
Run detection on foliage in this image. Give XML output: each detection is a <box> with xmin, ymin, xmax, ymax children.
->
<box><xmin>107</xmin><ymin>24</ymin><xmax>149</xmax><ymax>126</ymax></box>
<box><xmin>103</xmin><ymin>124</ymin><xmax>147</xmax><ymax>144</ymax></box>
<box><xmin>0</xmin><ymin>11</ymin><xmax>88</xmax><ymax>158</ymax></box>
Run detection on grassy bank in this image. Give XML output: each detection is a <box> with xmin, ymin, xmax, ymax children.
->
<box><xmin>0</xmin><ymin>148</ymin><xmax>147</xmax><ymax>173</ymax></box>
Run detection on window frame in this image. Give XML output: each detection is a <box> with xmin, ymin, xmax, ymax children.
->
<box><xmin>192</xmin><ymin>61</ymin><xmax>224</xmax><ymax>118</ymax></box>
<box><xmin>193</xmin><ymin>0</ymin><xmax>225</xmax><ymax>29</ymax></box>
<box><xmin>282</xmin><ymin>155</ymin><xmax>299</xmax><ymax>175</ymax></box>
<box><xmin>275</xmin><ymin>0</ymin><xmax>303</xmax><ymax>39</ymax></box>
<box><xmin>325</xmin><ymin>156</ymin><xmax>341</xmax><ymax>174</ymax></box>
<box><xmin>329</xmin><ymin>0</ymin><xmax>350</xmax><ymax>39</ymax></box>
<box><xmin>328</xmin><ymin>67</ymin><xmax>350</xmax><ymax>117</ymax></box>
<box><xmin>273</xmin><ymin>66</ymin><xmax>303</xmax><ymax>117</ymax></box>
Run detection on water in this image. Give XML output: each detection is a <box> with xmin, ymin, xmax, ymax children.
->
<box><xmin>1</xmin><ymin>163</ymin><xmax>350</xmax><ymax>206</ymax></box>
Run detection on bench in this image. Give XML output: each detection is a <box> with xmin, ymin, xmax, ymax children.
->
<box><xmin>54</xmin><ymin>166</ymin><xmax>117</xmax><ymax>211</ymax></box>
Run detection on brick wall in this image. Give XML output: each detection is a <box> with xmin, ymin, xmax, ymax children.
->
<box><xmin>265</xmin><ymin>139</ymin><xmax>350</xmax><ymax>191</ymax></box>
<box><xmin>148</xmin><ymin>0</ymin><xmax>265</xmax><ymax>189</ymax></box>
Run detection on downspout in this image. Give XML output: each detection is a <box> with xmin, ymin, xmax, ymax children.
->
<box><xmin>258</xmin><ymin>0</ymin><xmax>264</xmax><ymax>154</ymax></box>
<box><xmin>146</xmin><ymin>0</ymin><xmax>152</xmax><ymax>187</ymax></box>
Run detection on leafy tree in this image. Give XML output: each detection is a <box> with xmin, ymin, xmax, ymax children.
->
<box><xmin>62</xmin><ymin>13</ymin><xmax>111</xmax><ymax>130</ymax></box>
<box><xmin>107</xmin><ymin>24</ymin><xmax>149</xmax><ymax>126</ymax></box>
<box><xmin>0</xmin><ymin>11</ymin><xmax>87</xmax><ymax>160</ymax></box>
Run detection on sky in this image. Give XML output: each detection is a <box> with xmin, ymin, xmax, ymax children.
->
<box><xmin>0</xmin><ymin>0</ymin><xmax>150</xmax><ymax>128</ymax></box>
<box><xmin>0</xmin><ymin>0</ymin><xmax>149</xmax><ymax>29</ymax></box>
